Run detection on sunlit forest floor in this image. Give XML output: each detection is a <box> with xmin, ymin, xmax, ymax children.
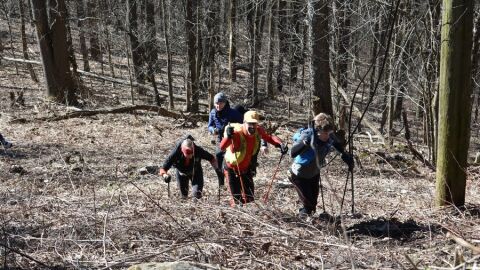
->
<box><xmin>1</xmin><ymin>59</ymin><xmax>480</xmax><ymax>269</ymax></box>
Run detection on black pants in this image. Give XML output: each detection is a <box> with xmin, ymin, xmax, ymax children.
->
<box><xmin>176</xmin><ymin>168</ymin><xmax>204</xmax><ymax>199</ymax></box>
<box><xmin>226</xmin><ymin>168</ymin><xmax>255</xmax><ymax>205</ymax></box>
<box><xmin>289</xmin><ymin>171</ymin><xmax>320</xmax><ymax>213</ymax></box>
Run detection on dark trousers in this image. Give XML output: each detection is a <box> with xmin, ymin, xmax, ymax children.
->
<box><xmin>289</xmin><ymin>172</ymin><xmax>320</xmax><ymax>213</ymax></box>
<box><xmin>226</xmin><ymin>168</ymin><xmax>255</xmax><ymax>205</ymax></box>
<box><xmin>176</xmin><ymin>168</ymin><xmax>204</xmax><ymax>199</ymax></box>
<box><xmin>215</xmin><ymin>147</ymin><xmax>225</xmax><ymax>185</ymax></box>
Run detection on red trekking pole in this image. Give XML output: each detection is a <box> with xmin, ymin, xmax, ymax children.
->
<box><xmin>262</xmin><ymin>146</ymin><xmax>287</xmax><ymax>203</ymax></box>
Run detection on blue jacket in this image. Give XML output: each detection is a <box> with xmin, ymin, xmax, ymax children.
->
<box><xmin>291</xmin><ymin>128</ymin><xmax>343</xmax><ymax>165</ymax></box>
<box><xmin>208</xmin><ymin>102</ymin><xmax>243</xmax><ymax>141</ymax></box>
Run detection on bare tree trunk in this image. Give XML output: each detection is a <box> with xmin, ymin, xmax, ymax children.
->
<box><xmin>435</xmin><ymin>0</ymin><xmax>473</xmax><ymax>207</ymax></box>
<box><xmin>186</xmin><ymin>0</ymin><xmax>198</xmax><ymax>112</ymax></box>
<box><xmin>86</xmin><ymin>0</ymin><xmax>102</xmax><ymax>62</ymax></box>
<box><xmin>31</xmin><ymin>0</ymin><xmax>76</xmax><ymax>104</ymax></box>
<box><xmin>128</xmin><ymin>0</ymin><xmax>145</xmax><ymax>83</ymax></box>
<box><xmin>1</xmin><ymin>2</ymin><xmax>19</xmax><ymax>74</ymax></box>
<box><xmin>228</xmin><ymin>0</ymin><xmax>237</xmax><ymax>82</ymax></box>
<box><xmin>145</xmin><ymin>0</ymin><xmax>160</xmax><ymax>106</ymax></box>
<box><xmin>311</xmin><ymin>0</ymin><xmax>333</xmax><ymax>115</ymax></box>
<box><xmin>277</xmin><ymin>0</ymin><xmax>287</xmax><ymax>93</ymax></box>
<box><xmin>265</xmin><ymin>0</ymin><xmax>276</xmax><ymax>97</ymax></box>
<box><xmin>99</xmin><ymin>0</ymin><xmax>114</xmax><ymax>78</ymax></box>
<box><xmin>19</xmin><ymin>0</ymin><xmax>38</xmax><ymax>82</ymax></box>
<box><xmin>161</xmin><ymin>0</ymin><xmax>174</xmax><ymax>109</ymax></box>
<box><xmin>76</xmin><ymin>0</ymin><xmax>90</xmax><ymax>72</ymax></box>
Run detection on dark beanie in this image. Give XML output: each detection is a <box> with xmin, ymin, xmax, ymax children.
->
<box><xmin>214</xmin><ymin>92</ymin><xmax>227</xmax><ymax>104</ymax></box>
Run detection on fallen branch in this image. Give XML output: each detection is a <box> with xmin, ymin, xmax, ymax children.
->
<box><xmin>446</xmin><ymin>232</ymin><xmax>480</xmax><ymax>254</ymax></box>
<box><xmin>0</xmin><ymin>56</ymin><xmax>209</xmax><ymax>107</ymax></box>
<box><xmin>9</xmin><ymin>105</ymin><xmax>209</xmax><ymax>123</ymax></box>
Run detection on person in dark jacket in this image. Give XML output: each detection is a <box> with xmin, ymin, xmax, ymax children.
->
<box><xmin>0</xmin><ymin>133</ymin><xmax>12</xmax><ymax>149</ymax></box>
<box><xmin>207</xmin><ymin>92</ymin><xmax>243</xmax><ymax>186</ymax></box>
<box><xmin>289</xmin><ymin>113</ymin><xmax>354</xmax><ymax>216</ymax></box>
<box><xmin>159</xmin><ymin>136</ymin><xmax>218</xmax><ymax>199</ymax></box>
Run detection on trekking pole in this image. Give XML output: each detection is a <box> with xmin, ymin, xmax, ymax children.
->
<box><xmin>262</xmin><ymin>152</ymin><xmax>286</xmax><ymax>203</ymax></box>
<box><xmin>319</xmin><ymin>174</ymin><xmax>326</xmax><ymax>212</ymax></box>
<box><xmin>340</xmin><ymin>171</ymin><xmax>350</xmax><ymax>213</ymax></box>
<box><xmin>167</xmin><ymin>181</ymin><xmax>171</xmax><ymax>198</ymax></box>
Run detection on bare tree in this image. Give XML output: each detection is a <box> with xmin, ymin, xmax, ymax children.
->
<box><xmin>31</xmin><ymin>0</ymin><xmax>76</xmax><ymax>104</ymax></box>
<box><xmin>19</xmin><ymin>0</ymin><xmax>38</xmax><ymax>81</ymax></box>
<box><xmin>435</xmin><ymin>0</ymin><xmax>474</xmax><ymax>207</ymax></box>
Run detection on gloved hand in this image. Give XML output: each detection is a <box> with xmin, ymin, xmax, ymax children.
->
<box><xmin>341</xmin><ymin>152</ymin><xmax>354</xmax><ymax>172</ymax></box>
<box><xmin>226</xmin><ymin>126</ymin><xmax>234</xmax><ymax>139</ymax></box>
<box><xmin>162</xmin><ymin>174</ymin><xmax>171</xmax><ymax>183</ymax></box>
<box><xmin>159</xmin><ymin>168</ymin><xmax>171</xmax><ymax>183</ymax></box>
<box><xmin>277</xmin><ymin>143</ymin><xmax>288</xmax><ymax>155</ymax></box>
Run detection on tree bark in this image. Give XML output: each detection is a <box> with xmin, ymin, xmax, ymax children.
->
<box><xmin>86</xmin><ymin>0</ymin><xmax>102</xmax><ymax>62</ymax></box>
<box><xmin>127</xmin><ymin>0</ymin><xmax>145</xmax><ymax>83</ymax></box>
<box><xmin>31</xmin><ymin>0</ymin><xmax>76</xmax><ymax>104</ymax></box>
<box><xmin>265</xmin><ymin>0</ymin><xmax>276</xmax><ymax>97</ymax></box>
<box><xmin>161</xmin><ymin>0</ymin><xmax>174</xmax><ymax>110</ymax></box>
<box><xmin>311</xmin><ymin>0</ymin><xmax>333</xmax><ymax>115</ymax></box>
<box><xmin>19</xmin><ymin>0</ymin><xmax>38</xmax><ymax>82</ymax></box>
<box><xmin>186</xmin><ymin>0</ymin><xmax>198</xmax><ymax>112</ymax></box>
<box><xmin>435</xmin><ymin>0</ymin><xmax>473</xmax><ymax>207</ymax></box>
<box><xmin>76</xmin><ymin>0</ymin><xmax>90</xmax><ymax>72</ymax></box>
<box><xmin>228</xmin><ymin>0</ymin><xmax>237</xmax><ymax>82</ymax></box>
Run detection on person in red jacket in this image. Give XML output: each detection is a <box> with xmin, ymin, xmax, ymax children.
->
<box><xmin>220</xmin><ymin>111</ymin><xmax>288</xmax><ymax>205</ymax></box>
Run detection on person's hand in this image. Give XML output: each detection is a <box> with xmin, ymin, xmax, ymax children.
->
<box><xmin>226</xmin><ymin>126</ymin><xmax>234</xmax><ymax>139</ymax></box>
<box><xmin>278</xmin><ymin>144</ymin><xmax>288</xmax><ymax>155</ymax></box>
<box><xmin>260</xmin><ymin>146</ymin><xmax>269</xmax><ymax>155</ymax></box>
<box><xmin>341</xmin><ymin>153</ymin><xmax>354</xmax><ymax>172</ymax></box>
<box><xmin>213</xmin><ymin>128</ymin><xmax>219</xmax><ymax>135</ymax></box>
<box><xmin>159</xmin><ymin>168</ymin><xmax>171</xmax><ymax>183</ymax></box>
<box><xmin>162</xmin><ymin>174</ymin><xmax>171</xmax><ymax>183</ymax></box>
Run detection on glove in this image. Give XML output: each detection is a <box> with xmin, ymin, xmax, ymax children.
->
<box><xmin>278</xmin><ymin>144</ymin><xmax>288</xmax><ymax>155</ymax></box>
<box><xmin>162</xmin><ymin>174</ymin><xmax>171</xmax><ymax>183</ymax></box>
<box><xmin>226</xmin><ymin>126</ymin><xmax>234</xmax><ymax>139</ymax></box>
<box><xmin>341</xmin><ymin>153</ymin><xmax>354</xmax><ymax>172</ymax></box>
<box><xmin>159</xmin><ymin>168</ymin><xmax>171</xmax><ymax>183</ymax></box>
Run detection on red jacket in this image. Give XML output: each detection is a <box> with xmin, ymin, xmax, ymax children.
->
<box><xmin>220</xmin><ymin>125</ymin><xmax>282</xmax><ymax>172</ymax></box>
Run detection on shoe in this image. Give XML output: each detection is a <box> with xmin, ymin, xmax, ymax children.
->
<box><xmin>1</xmin><ymin>140</ymin><xmax>12</xmax><ymax>149</ymax></box>
<box><xmin>298</xmin><ymin>207</ymin><xmax>313</xmax><ymax>217</ymax></box>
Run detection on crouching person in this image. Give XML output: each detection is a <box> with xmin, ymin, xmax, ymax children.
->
<box><xmin>220</xmin><ymin>111</ymin><xmax>288</xmax><ymax>205</ymax></box>
<box><xmin>159</xmin><ymin>136</ymin><xmax>218</xmax><ymax>199</ymax></box>
<box><xmin>289</xmin><ymin>113</ymin><xmax>354</xmax><ymax>216</ymax></box>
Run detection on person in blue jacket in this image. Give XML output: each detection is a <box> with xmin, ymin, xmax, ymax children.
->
<box><xmin>289</xmin><ymin>113</ymin><xmax>354</xmax><ymax>216</ymax></box>
<box><xmin>208</xmin><ymin>92</ymin><xmax>243</xmax><ymax>186</ymax></box>
<box><xmin>0</xmin><ymin>133</ymin><xmax>12</xmax><ymax>149</ymax></box>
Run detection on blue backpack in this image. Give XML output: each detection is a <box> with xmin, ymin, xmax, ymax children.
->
<box><xmin>292</xmin><ymin>127</ymin><xmax>316</xmax><ymax>165</ymax></box>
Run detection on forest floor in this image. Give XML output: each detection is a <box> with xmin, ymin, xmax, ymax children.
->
<box><xmin>1</xmin><ymin>60</ymin><xmax>480</xmax><ymax>270</ymax></box>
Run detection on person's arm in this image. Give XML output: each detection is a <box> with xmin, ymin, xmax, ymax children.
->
<box><xmin>290</xmin><ymin>140</ymin><xmax>309</xmax><ymax>158</ymax></box>
<box><xmin>196</xmin><ymin>146</ymin><xmax>219</xmax><ymax>170</ymax></box>
<box><xmin>257</xmin><ymin>126</ymin><xmax>282</xmax><ymax>147</ymax></box>
<box><xmin>207</xmin><ymin>110</ymin><xmax>217</xmax><ymax>134</ymax></box>
<box><xmin>219</xmin><ymin>131</ymin><xmax>240</xmax><ymax>151</ymax></box>
<box><xmin>161</xmin><ymin>142</ymin><xmax>181</xmax><ymax>173</ymax></box>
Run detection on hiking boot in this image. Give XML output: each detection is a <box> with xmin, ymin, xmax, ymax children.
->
<box><xmin>298</xmin><ymin>207</ymin><xmax>313</xmax><ymax>217</ymax></box>
<box><xmin>1</xmin><ymin>140</ymin><xmax>12</xmax><ymax>149</ymax></box>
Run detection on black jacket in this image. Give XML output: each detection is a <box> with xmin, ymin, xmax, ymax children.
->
<box><xmin>162</xmin><ymin>139</ymin><xmax>214</xmax><ymax>175</ymax></box>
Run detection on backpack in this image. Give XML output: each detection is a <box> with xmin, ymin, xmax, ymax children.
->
<box><xmin>292</xmin><ymin>127</ymin><xmax>316</xmax><ymax>165</ymax></box>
